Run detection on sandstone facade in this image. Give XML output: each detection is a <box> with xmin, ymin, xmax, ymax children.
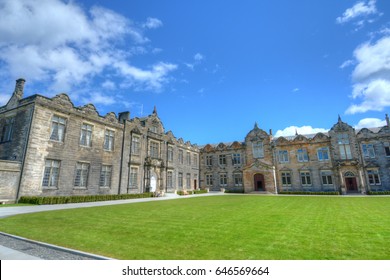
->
<box><xmin>200</xmin><ymin>117</ymin><xmax>390</xmax><ymax>194</ymax></box>
<box><xmin>1</xmin><ymin>79</ymin><xmax>390</xmax><ymax>202</ymax></box>
<box><xmin>0</xmin><ymin>79</ymin><xmax>199</xmax><ymax>202</ymax></box>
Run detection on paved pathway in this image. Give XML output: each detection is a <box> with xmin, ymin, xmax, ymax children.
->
<box><xmin>0</xmin><ymin>192</ymin><xmax>225</xmax><ymax>260</ymax></box>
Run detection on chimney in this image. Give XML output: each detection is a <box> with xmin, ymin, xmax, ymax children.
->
<box><xmin>386</xmin><ymin>114</ymin><xmax>390</xmax><ymax>127</ymax></box>
<box><xmin>14</xmin><ymin>78</ymin><xmax>25</xmax><ymax>99</ymax></box>
<box><xmin>269</xmin><ymin>129</ymin><xmax>273</xmax><ymax>135</ymax></box>
<box><xmin>118</xmin><ymin>111</ymin><xmax>130</xmax><ymax>123</ymax></box>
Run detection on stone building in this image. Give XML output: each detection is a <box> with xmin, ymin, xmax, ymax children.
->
<box><xmin>0</xmin><ymin>79</ymin><xmax>199</xmax><ymax>202</ymax></box>
<box><xmin>199</xmin><ymin>117</ymin><xmax>390</xmax><ymax>194</ymax></box>
<box><xmin>1</xmin><ymin>78</ymin><xmax>390</xmax><ymax>202</ymax></box>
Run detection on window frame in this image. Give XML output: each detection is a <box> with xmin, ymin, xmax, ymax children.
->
<box><xmin>278</xmin><ymin>150</ymin><xmax>289</xmax><ymax>163</ymax></box>
<box><xmin>99</xmin><ymin>165</ymin><xmax>112</xmax><ymax>188</ymax></box>
<box><xmin>321</xmin><ymin>170</ymin><xmax>333</xmax><ymax>186</ymax></box>
<box><xmin>80</xmin><ymin>123</ymin><xmax>93</xmax><ymax>147</ymax></box>
<box><xmin>129</xmin><ymin>166</ymin><xmax>139</xmax><ymax>189</ymax></box>
<box><xmin>149</xmin><ymin>140</ymin><xmax>160</xmax><ymax>159</ymax></box>
<box><xmin>300</xmin><ymin>171</ymin><xmax>312</xmax><ymax>186</ymax></box>
<box><xmin>1</xmin><ymin>117</ymin><xmax>15</xmax><ymax>142</ymax></box>
<box><xmin>281</xmin><ymin>171</ymin><xmax>292</xmax><ymax>187</ymax></box>
<box><xmin>317</xmin><ymin>147</ymin><xmax>330</xmax><ymax>161</ymax></box>
<box><xmin>103</xmin><ymin>129</ymin><xmax>115</xmax><ymax>151</ymax></box>
<box><xmin>74</xmin><ymin>162</ymin><xmax>90</xmax><ymax>188</ymax></box>
<box><xmin>50</xmin><ymin>115</ymin><xmax>66</xmax><ymax>142</ymax></box>
<box><xmin>362</xmin><ymin>143</ymin><xmax>375</xmax><ymax>158</ymax></box>
<box><xmin>219</xmin><ymin>173</ymin><xmax>227</xmax><ymax>187</ymax></box>
<box><xmin>297</xmin><ymin>148</ymin><xmax>309</xmax><ymax>162</ymax></box>
<box><xmin>367</xmin><ymin>169</ymin><xmax>381</xmax><ymax>185</ymax></box>
<box><xmin>219</xmin><ymin>154</ymin><xmax>227</xmax><ymax>166</ymax></box>
<box><xmin>42</xmin><ymin>159</ymin><xmax>61</xmax><ymax>188</ymax></box>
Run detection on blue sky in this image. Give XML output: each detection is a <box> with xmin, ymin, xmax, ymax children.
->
<box><xmin>1</xmin><ymin>0</ymin><xmax>390</xmax><ymax>145</ymax></box>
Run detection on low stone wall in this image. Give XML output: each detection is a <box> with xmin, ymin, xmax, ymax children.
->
<box><xmin>0</xmin><ymin>160</ymin><xmax>21</xmax><ymax>203</ymax></box>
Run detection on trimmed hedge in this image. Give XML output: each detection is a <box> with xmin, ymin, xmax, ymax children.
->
<box><xmin>176</xmin><ymin>190</ymin><xmax>193</xmax><ymax>195</ymax></box>
<box><xmin>194</xmin><ymin>189</ymin><xmax>208</xmax><ymax>194</ymax></box>
<box><xmin>279</xmin><ymin>191</ymin><xmax>340</xmax><ymax>195</ymax></box>
<box><xmin>176</xmin><ymin>190</ymin><xmax>208</xmax><ymax>195</ymax></box>
<box><xmin>224</xmin><ymin>189</ymin><xmax>245</xmax><ymax>193</ymax></box>
<box><xmin>367</xmin><ymin>191</ymin><xmax>390</xmax><ymax>195</ymax></box>
<box><xmin>19</xmin><ymin>192</ymin><xmax>154</xmax><ymax>205</ymax></box>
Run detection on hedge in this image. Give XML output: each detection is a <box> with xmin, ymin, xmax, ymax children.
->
<box><xmin>367</xmin><ymin>191</ymin><xmax>390</xmax><ymax>195</ymax></box>
<box><xmin>278</xmin><ymin>191</ymin><xmax>340</xmax><ymax>195</ymax></box>
<box><xmin>19</xmin><ymin>192</ymin><xmax>154</xmax><ymax>205</ymax></box>
<box><xmin>176</xmin><ymin>189</ymin><xmax>208</xmax><ymax>196</ymax></box>
<box><xmin>224</xmin><ymin>189</ymin><xmax>245</xmax><ymax>193</ymax></box>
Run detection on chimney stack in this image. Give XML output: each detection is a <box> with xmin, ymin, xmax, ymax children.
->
<box><xmin>14</xmin><ymin>78</ymin><xmax>25</xmax><ymax>99</ymax></box>
<box><xmin>386</xmin><ymin>114</ymin><xmax>390</xmax><ymax>127</ymax></box>
<box><xmin>118</xmin><ymin>111</ymin><xmax>130</xmax><ymax>123</ymax></box>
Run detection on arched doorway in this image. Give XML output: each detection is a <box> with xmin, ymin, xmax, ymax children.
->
<box><xmin>344</xmin><ymin>171</ymin><xmax>358</xmax><ymax>192</ymax></box>
<box><xmin>254</xmin><ymin>173</ymin><xmax>265</xmax><ymax>191</ymax></box>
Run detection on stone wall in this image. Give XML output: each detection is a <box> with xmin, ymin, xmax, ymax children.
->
<box><xmin>19</xmin><ymin>96</ymin><xmax>124</xmax><ymax>197</ymax></box>
<box><xmin>0</xmin><ymin>160</ymin><xmax>21</xmax><ymax>202</ymax></box>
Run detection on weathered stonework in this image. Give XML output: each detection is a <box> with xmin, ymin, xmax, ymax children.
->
<box><xmin>0</xmin><ymin>160</ymin><xmax>21</xmax><ymax>202</ymax></box>
<box><xmin>0</xmin><ymin>80</ymin><xmax>199</xmax><ymax>201</ymax></box>
<box><xmin>199</xmin><ymin>119</ymin><xmax>390</xmax><ymax>194</ymax></box>
<box><xmin>0</xmin><ymin>79</ymin><xmax>389</xmax><ymax>200</ymax></box>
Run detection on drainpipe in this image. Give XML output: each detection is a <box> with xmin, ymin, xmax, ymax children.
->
<box><xmin>16</xmin><ymin>104</ymin><xmax>35</xmax><ymax>202</ymax></box>
<box><xmin>118</xmin><ymin>120</ymin><xmax>127</xmax><ymax>195</ymax></box>
<box><xmin>272</xmin><ymin>166</ymin><xmax>278</xmax><ymax>194</ymax></box>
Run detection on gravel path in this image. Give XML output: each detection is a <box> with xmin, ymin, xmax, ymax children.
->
<box><xmin>0</xmin><ymin>232</ymin><xmax>110</xmax><ymax>260</ymax></box>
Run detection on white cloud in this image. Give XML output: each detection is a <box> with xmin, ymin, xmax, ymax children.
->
<box><xmin>114</xmin><ymin>61</ymin><xmax>177</xmax><ymax>91</ymax></box>
<box><xmin>184</xmin><ymin>63</ymin><xmax>194</xmax><ymax>70</ymax></box>
<box><xmin>336</xmin><ymin>0</ymin><xmax>378</xmax><ymax>24</ymax></box>
<box><xmin>340</xmin><ymin>59</ymin><xmax>355</xmax><ymax>69</ymax></box>
<box><xmin>274</xmin><ymin>126</ymin><xmax>328</xmax><ymax>138</ymax></box>
<box><xmin>345</xmin><ymin>36</ymin><xmax>390</xmax><ymax>114</ymax></box>
<box><xmin>143</xmin><ymin>17</ymin><xmax>163</xmax><ymax>29</ymax></box>
<box><xmin>354</xmin><ymin>117</ymin><xmax>386</xmax><ymax>129</ymax></box>
<box><xmin>184</xmin><ymin>53</ymin><xmax>205</xmax><ymax>71</ymax></box>
<box><xmin>0</xmin><ymin>0</ymin><xmax>176</xmax><ymax>99</ymax></box>
<box><xmin>194</xmin><ymin>53</ymin><xmax>204</xmax><ymax>61</ymax></box>
<box><xmin>81</xmin><ymin>91</ymin><xmax>116</xmax><ymax>106</ymax></box>
<box><xmin>292</xmin><ymin>88</ymin><xmax>300</xmax><ymax>92</ymax></box>
<box><xmin>101</xmin><ymin>80</ymin><xmax>116</xmax><ymax>90</ymax></box>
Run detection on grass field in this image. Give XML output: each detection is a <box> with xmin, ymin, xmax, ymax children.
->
<box><xmin>0</xmin><ymin>195</ymin><xmax>389</xmax><ymax>260</ymax></box>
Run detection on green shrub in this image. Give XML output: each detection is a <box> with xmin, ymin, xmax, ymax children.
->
<box><xmin>367</xmin><ymin>191</ymin><xmax>390</xmax><ymax>195</ymax></box>
<box><xmin>193</xmin><ymin>189</ymin><xmax>208</xmax><ymax>194</ymax></box>
<box><xmin>19</xmin><ymin>192</ymin><xmax>154</xmax><ymax>205</ymax></box>
<box><xmin>224</xmin><ymin>189</ymin><xmax>245</xmax><ymax>193</ymax></box>
<box><xmin>176</xmin><ymin>190</ymin><xmax>193</xmax><ymax>196</ymax></box>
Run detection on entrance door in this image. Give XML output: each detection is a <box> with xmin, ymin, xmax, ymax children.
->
<box><xmin>194</xmin><ymin>179</ymin><xmax>197</xmax><ymax>190</ymax></box>
<box><xmin>254</xmin><ymin>174</ymin><xmax>265</xmax><ymax>191</ymax></box>
<box><xmin>150</xmin><ymin>175</ymin><xmax>157</xmax><ymax>192</ymax></box>
<box><xmin>345</xmin><ymin>176</ymin><xmax>358</xmax><ymax>192</ymax></box>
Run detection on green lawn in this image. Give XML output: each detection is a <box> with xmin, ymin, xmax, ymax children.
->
<box><xmin>0</xmin><ymin>195</ymin><xmax>389</xmax><ymax>259</ymax></box>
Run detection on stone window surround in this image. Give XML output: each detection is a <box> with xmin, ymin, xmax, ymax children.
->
<box><xmin>74</xmin><ymin>161</ymin><xmax>90</xmax><ymax>189</ymax></box>
<box><xmin>42</xmin><ymin>159</ymin><xmax>61</xmax><ymax>189</ymax></box>
<box><xmin>99</xmin><ymin>164</ymin><xmax>112</xmax><ymax>188</ymax></box>
<box><xmin>129</xmin><ymin>166</ymin><xmax>139</xmax><ymax>189</ymax></box>
<box><xmin>80</xmin><ymin>123</ymin><xmax>93</xmax><ymax>147</ymax></box>
<box><xmin>49</xmin><ymin>115</ymin><xmax>67</xmax><ymax>142</ymax></box>
<box><xmin>103</xmin><ymin>129</ymin><xmax>115</xmax><ymax>151</ymax></box>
